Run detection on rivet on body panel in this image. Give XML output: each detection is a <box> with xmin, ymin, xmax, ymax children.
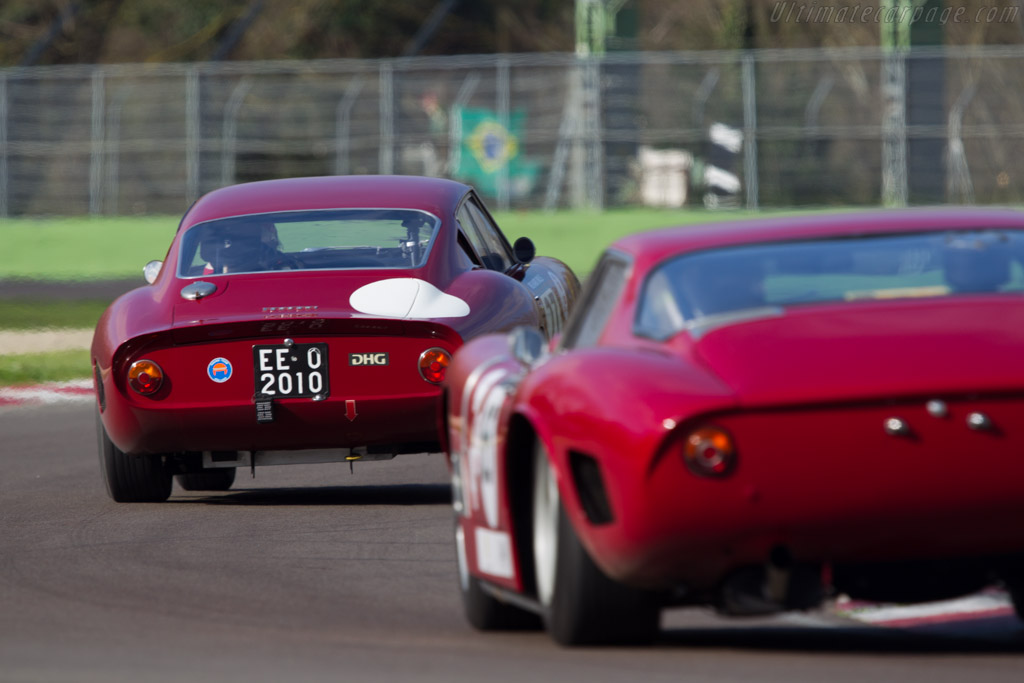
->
<box><xmin>884</xmin><ymin>417</ymin><xmax>912</xmax><ymax>437</ymax></box>
<box><xmin>925</xmin><ymin>400</ymin><xmax>948</xmax><ymax>418</ymax></box>
<box><xmin>966</xmin><ymin>412</ymin><xmax>994</xmax><ymax>431</ymax></box>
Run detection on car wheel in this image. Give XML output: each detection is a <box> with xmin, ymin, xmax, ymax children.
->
<box><xmin>1009</xmin><ymin>587</ymin><xmax>1024</xmax><ymax>622</ymax></box>
<box><xmin>454</xmin><ymin>520</ymin><xmax>541</xmax><ymax>631</ymax></box>
<box><xmin>531</xmin><ymin>440</ymin><xmax>661</xmax><ymax>646</ymax></box>
<box><xmin>999</xmin><ymin>572</ymin><xmax>1024</xmax><ymax>621</ymax></box>
<box><xmin>174</xmin><ymin>468</ymin><xmax>237</xmax><ymax>492</ymax></box>
<box><xmin>96</xmin><ymin>411</ymin><xmax>172</xmax><ymax>503</ymax></box>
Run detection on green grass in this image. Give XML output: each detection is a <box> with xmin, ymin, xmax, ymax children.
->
<box><xmin>0</xmin><ymin>208</ymin><xmax>799</xmax><ymax>283</ymax></box>
<box><xmin>0</xmin><ymin>299</ymin><xmax>110</xmax><ymax>330</ymax></box>
<box><xmin>494</xmin><ymin>207</ymin><xmax>776</xmax><ymax>276</ymax></box>
<box><xmin>0</xmin><ymin>298</ymin><xmax>109</xmax><ymax>387</ymax></box>
<box><xmin>0</xmin><ymin>215</ymin><xmax>177</xmax><ymax>281</ymax></box>
<box><xmin>0</xmin><ymin>349</ymin><xmax>91</xmax><ymax>386</ymax></box>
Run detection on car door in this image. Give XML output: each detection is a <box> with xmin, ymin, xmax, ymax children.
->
<box><xmin>456</xmin><ymin>193</ymin><xmax>576</xmax><ymax>338</ymax></box>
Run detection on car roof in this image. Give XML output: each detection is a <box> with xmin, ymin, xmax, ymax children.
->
<box><xmin>612</xmin><ymin>207</ymin><xmax>1024</xmax><ymax>272</ymax></box>
<box><xmin>182</xmin><ymin>175</ymin><xmax>473</xmax><ymax>228</ymax></box>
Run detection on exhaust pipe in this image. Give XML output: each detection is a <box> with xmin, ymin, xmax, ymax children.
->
<box><xmin>719</xmin><ymin>546</ymin><xmax>822</xmax><ymax>616</ymax></box>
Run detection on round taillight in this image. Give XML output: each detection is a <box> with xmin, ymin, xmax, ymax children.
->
<box><xmin>127</xmin><ymin>359</ymin><xmax>164</xmax><ymax>396</ymax></box>
<box><xmin>418</xmin><ymin>348</ymin><xmax>451</xmax><ymax>385</ymax></box>
<box><xmin>683</xmin><ymin>425</ymin><xmax>736</xmax><ymax>477</ymax></box>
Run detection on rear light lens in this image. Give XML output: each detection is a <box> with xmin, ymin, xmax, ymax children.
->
<box><xmin>683</xmin><ymin>425</ymin><xmax>736</xmax><ymax>477</ymax></box>
<box><xmin>127</xmin><ymin>359</ymin><xmax>164</xmax><ymax>396</ymax></box>
<box><xmin>418</xmin><ymin>348</ymin><xmax>451</xmax><ymax>384</ymax></box>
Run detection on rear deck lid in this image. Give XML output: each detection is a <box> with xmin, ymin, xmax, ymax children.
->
<box><xmin>692</xmin><ymin>297</ymin><xmax>1024</xmax><ymax>406</ymax></box>
<box><xmin>170</xmin><ymin>273</ymin><xmax>464</xmax><ymax>343</ymax></box>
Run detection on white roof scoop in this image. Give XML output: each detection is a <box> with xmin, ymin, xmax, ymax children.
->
<box><xmin>349</xmin><ymin>278</ymin><xmax>471</xmax><ymax>319</ymax></box>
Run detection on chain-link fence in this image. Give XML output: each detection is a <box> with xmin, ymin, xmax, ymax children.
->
<box><xmin>1</xmin><ymin>46</ymin><xmax>1022</xmax><ymax>217</ymax></box>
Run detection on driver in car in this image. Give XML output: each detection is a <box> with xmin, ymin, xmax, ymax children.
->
<box><xmin>943</xmin><ymin>232</ymin><xmax>1012</xmax><ymax>294</ymax></box>
<box><xmin>201</xmin><ymin>222</ymin><xmax>294</xmax><ymax>274</ymax></box>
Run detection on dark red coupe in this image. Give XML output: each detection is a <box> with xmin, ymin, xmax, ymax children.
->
<box><xmin>444</xmin><ymin>207</ymin><xmax>1024</xmax><ymax>645</ymax></box>
<box><xmin>92</xmin><ymin>175</ymin><xmax>579</xmax><ymax>503</ymax></box>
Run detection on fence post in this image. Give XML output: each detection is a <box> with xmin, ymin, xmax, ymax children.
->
<box><xmin>89</xmin><ymin>68</ymin><xmax>105</xmax><ymax>215</ymax></box>
<box><xmin>221</xmin><ymin>77</ymin><xmax>252</xmax><ymax>187</ymax></box>
<box><xmin>497</xmin><ymin>57</ymin><xmax>510</xmax><ymax>211</ymax></box>
<box><xmin>379</xmin><ymin>62</ymin><xmax>394</xmax><ymax>174</ymax></box>
<box><xmin>741</xmin><ymin>52</ymin><xmax>759</xmax><ymax>211</ymax></box>
<box><xmin>0</xmin><ymin>74</ymin><xmax>7</xmax><ymax>217</ymax></box>
<box><xmin>185</xmin><ymin>67</ymin><xmax>200</xmax><ymax>206</ymax></box>
<box><xmin>881</xmin><ymin>51</ymin><xmax>908</xmax><ymax>206</ymax></box>
<box><xmin>584</xmin><ymin>57</ymin><xmax>603</xmax><ymax>210</ymax></box>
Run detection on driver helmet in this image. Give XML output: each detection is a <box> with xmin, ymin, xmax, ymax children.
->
<box><xmin>200</xmin><ymin>221</ymin><xmax>279</xmax><ymax>273</ymax></box>
<box><xmin>677</xmin><ymin>253</ymin><xmax>766</xmax><ymax>318</ymax></box>
<box><xmin>943</xmin><ymin>232</ymin><xmax>1011</xmax><ymax>293</ymax></box>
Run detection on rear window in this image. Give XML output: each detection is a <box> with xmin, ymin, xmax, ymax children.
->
<box><xmin>636</xmin><ymin>229</ymin><xmax>1024</xmax><ymax>340</ymax></box>
<box><xmin>178</xmin><ymin>209</ymin><xmax>440</xmax><ymax>277</ymax></box>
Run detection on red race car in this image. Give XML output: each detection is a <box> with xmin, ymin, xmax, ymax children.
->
<box><xmin>92</xmin><ymin>175</ymin><xmax>579</xmax><ymax>503</ymax></box>
<box><xmin>444</xmin><ymin>207</ymin><xmax>1024</xmax><ymax>645</ymax></box>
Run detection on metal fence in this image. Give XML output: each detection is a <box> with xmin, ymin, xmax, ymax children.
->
<box><xmin>1</xmin><ymin>46</ymin><xmax>1023</xmax><ymax>217</ymax></box>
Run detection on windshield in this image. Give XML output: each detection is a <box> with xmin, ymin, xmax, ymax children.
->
<box><xmin>178</xmin><ymin>209</ymin><xmax>441</xmax><ymax>277</ymax></box>
<box><xmin>636</xmin><ymin>229</ymin><xmax>1024</xmax><ymax>340</ymax></box>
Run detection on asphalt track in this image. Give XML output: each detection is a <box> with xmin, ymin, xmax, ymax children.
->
<box><xmin>0</xmin><ymin>278</ymin><xmax>139</xmax><ymax>301</ymax></box>
<box><xmin>3</xmin><ymin>401</ymin><xmax>1024</xmax><ymax>682</ymax></box>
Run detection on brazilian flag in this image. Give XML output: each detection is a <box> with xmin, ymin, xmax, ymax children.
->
<box><xmin>454</xmin><ymin>107</ymin><xmax>539</xmax><ymax>199</ymax></box>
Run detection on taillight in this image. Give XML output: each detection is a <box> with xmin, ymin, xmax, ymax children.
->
<box><xmin>127</xmin><ymin>359</ymin><xmax>164</xmax><ymax>396</ymax></box>
<box><xmin>683</xmin><ymin>425</ymin><xmax>736</xmax><ymax>477</ymax></box>
<box><xmin>418</xmin><ymin>348</ymin><xmax>451</xmax><ymax>385</ymax></box>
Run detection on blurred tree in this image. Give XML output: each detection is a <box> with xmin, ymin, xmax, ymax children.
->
<box><xmin>1</xmin><ymin>0</ymin><xmax>1021</xmax><ymax>66</ymax></box>
<box><xmin>0</xmin><ymin>0</ymin><xmax>574</xmax><ymax>65</ymax></box>
<box><xmin>640</xmin><ymin>0</ymin><xmax>1023</xmax><ymax>50</ymax></box>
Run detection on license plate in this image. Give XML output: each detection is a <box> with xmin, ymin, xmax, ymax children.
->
<box><xmin>253</xmin><ymin>343</ymin><xmax>329</xmax><ymax>399</ymax></box>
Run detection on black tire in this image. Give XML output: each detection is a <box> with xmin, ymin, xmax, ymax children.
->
<box><xmin>454</xmin><ymin>520</ymin><xmax>542</xmax><ymax>631</ymax></box>
<box><xmin>175</xmin><ymin>468</ymin><xmax>237</xmax><ymax>492</ymax></box>
<box><xmin>1010</xmin><ymin>587</ymin><xmax>1024</xmax><ymax>622</ymax></box>
<box><xmin>1000</xmin><ymin>573</ymin><xmax>1024</xmax><ymax>622</ymax></box>
<box><xmin>532</xmin><ymin>441</ymin><xmax>661</xmax><ymax>646</ymax></box>
<box><xmin>96</xmin><ymin>411</ymin><xmax>172</xmax><ymax>503</ymax></box>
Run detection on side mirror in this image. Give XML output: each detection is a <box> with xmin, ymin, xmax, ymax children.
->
<box><xmin>513</xmin><ymin>236</ymin><xmax>536</xmax><ymax>264</ymax></box>
<box><xmin>143</xmin><ymin>260</ymin><xmax>163</xmax><ymax>284</ymax></box>
<box><xmin>509</xmin><ymin>326</ymin><xmax>545</xmax><ymax>366</ymax></box>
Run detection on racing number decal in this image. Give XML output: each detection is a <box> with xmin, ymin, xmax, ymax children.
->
<box><xmin>537</xmin><ymin>289</ymin><xmax>567</xmax><ymax>338</ymax></box>
<box><xmin>463</xmin><ymin>365</ymin><xmax>515</xmax><ymax>529</ymax></box>
<box><xmin>527</xmin><ymin>270</ymin><xmax>570</xmax><ymax>340</ymax></box>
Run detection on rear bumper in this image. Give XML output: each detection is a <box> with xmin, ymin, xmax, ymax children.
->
<box><xmin>102</xmin><ymin>391</ymin><xmax>440</xmax><ymax>455</ymax></box>
<box><xmin>610</xmin><ymin>493</ymin><xmax>1024</xmax><ymax>591</ymax></box>
<box><xmin>578</xmin><ymin>397</ymin><xmax>1024</xmax><ymax>589</ymax></box>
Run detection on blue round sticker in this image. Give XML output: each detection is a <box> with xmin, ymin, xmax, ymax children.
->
<box><xmin>207</xmin><ymin>357</ymin><xmax>233</xmax><ymax>383</ymax></box>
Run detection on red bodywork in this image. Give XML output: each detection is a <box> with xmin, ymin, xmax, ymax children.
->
<box><xmin>446</xmin><ymin>207</ymin><xmax>1024</xmax><ymax>609</ymax></box>
<box><xmin>93</xmin><ymin>176</ymin><xmax>579</xmax><ymax>471</ymax></box>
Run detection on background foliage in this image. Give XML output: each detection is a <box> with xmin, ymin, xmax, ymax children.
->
<box><xmin>3</xmin><ymin>1</ymin><xmax>1022</xmax><ymax>67</ymax></box>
